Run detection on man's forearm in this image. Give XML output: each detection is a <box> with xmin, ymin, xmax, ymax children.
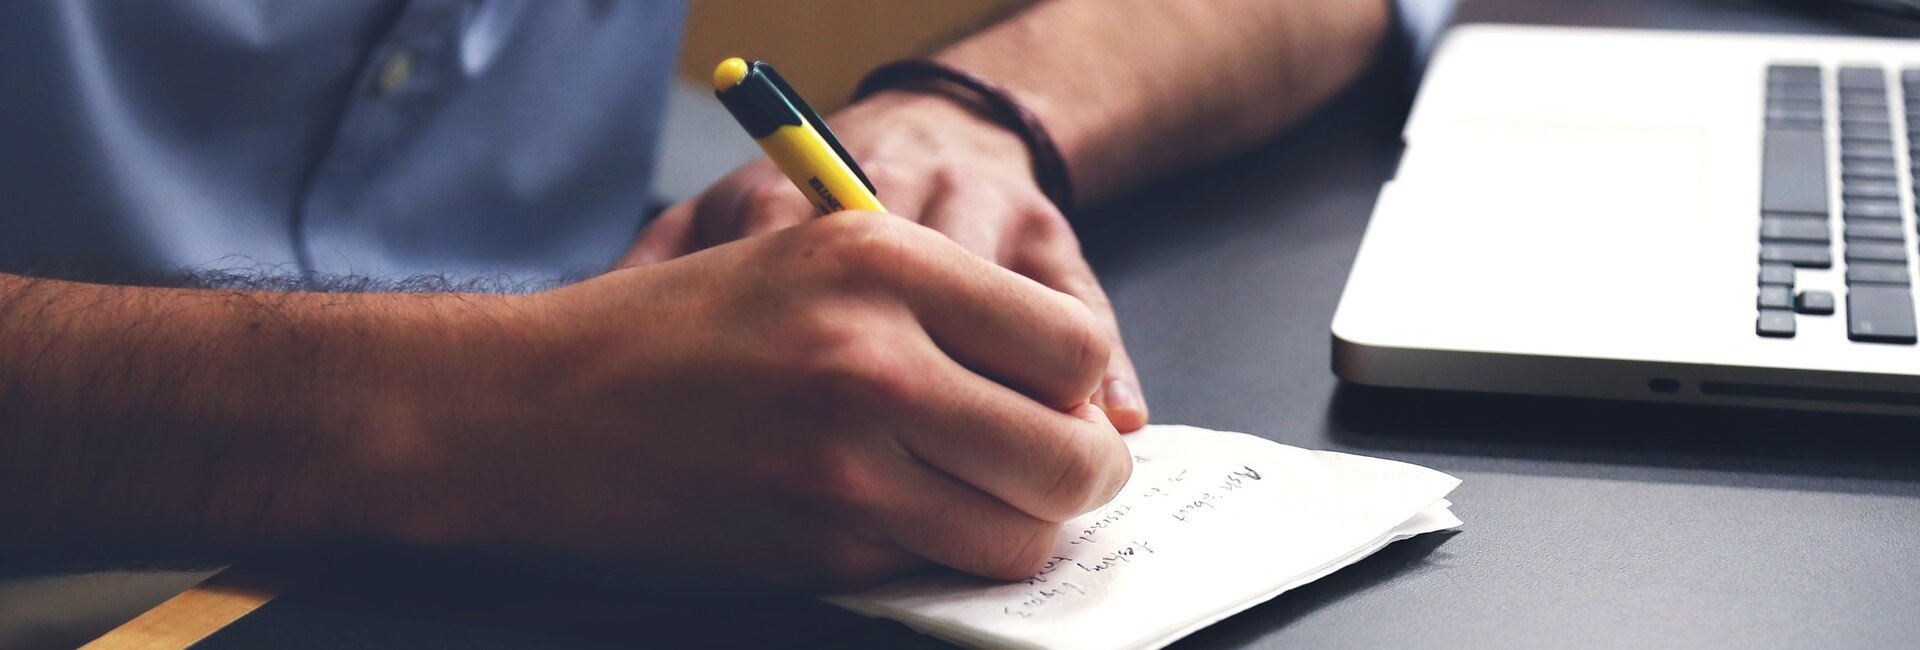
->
<box><xmin>936</xmin><ymin>0</ymin><xmax>1392</xmax><ymax>203</ymax></box>
<box><xmin>0</xmin><ymin>274</ymin><xmax>504</xmax><ymax>562</ymax></box>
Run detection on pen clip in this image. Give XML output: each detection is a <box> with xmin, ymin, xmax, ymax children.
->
<box><xmin>758</xmin><ymin>64</ymin><xmax>877</xmax><ymax>197</ymax></box>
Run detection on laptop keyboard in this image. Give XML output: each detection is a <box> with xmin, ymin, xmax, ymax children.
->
<box><xmin>1758</xmin><ymin>64</ymin><xmax>1919</xmax><ymax>343</ymax></box>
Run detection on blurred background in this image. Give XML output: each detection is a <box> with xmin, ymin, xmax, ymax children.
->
<box><xmin>678</xmin><ymin>0</ymin><xmax>1030</xmax><ymax>113</ymax></box>
<box><xmin>656</xmin><ymin>0</ymin><xmax>1031</xmax><ymax>206</ymax></box>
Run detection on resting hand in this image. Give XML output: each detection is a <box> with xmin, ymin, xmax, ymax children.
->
<box><xmin>624</xmin><ymin>91</ymin><xmax>1147</xmax><ymax>431</ymax></box>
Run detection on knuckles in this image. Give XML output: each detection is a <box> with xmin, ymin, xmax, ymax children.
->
<box><xmin>1055</xmin><ymin>295</ymin><xmax>1111</xmax><ymax>403</ymax></box>
<box><xmin>765</xmin><ymin>217</ymin><xmax>939</xmax><ymax>408</ymax></box>
<box><xmin>741</xmin><ymin>180</ymin><xmax>801</xmax><ymax>215</ymax></box>
<box><xmin>785</xmin><ymin>212</ymin><xmax>922</xmax><ymax>282</ymax></box>
<box><xmin>794</xmin><ymin>439</ymin><xmax>891</xmax><ymax>519</ymax></box>
<box><xmin>1035</xmin><ymin>427</ymin><xmax>1130</xmax><ymax>522</ymax></box>
<box><xmin>738</xmin><ymin>183</ymin><xmax>809</xmax><ymax>234</ymax></box>
<box><xmin>923</xmin><ymin>166</ymin><xmax>978</xmax><ymax>197</ymax></box>
<box><xmin>859</xmin><ymin>162</ymin><xmax>916</xmax><ymax>197</ymax></box>
<box><xmin>798</xmin><ymin>332</ymin><xmax>925</xmax><ymax>408</ymax></box>
<box><xmin>1016</xmin><ymin>201</ymin><xmax>1076</xmax><ymax>248</ymax></box>
<box><xmin>990</xmin><ymin>520</ymin><xmax>1064</xmax><ymax>580</ymax></box>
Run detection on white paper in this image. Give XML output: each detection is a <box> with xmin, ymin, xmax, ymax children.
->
<box><xmin>827</xmin><ymin>424</ymin><xmax>1461</xmax><ymax>650</ymax></box>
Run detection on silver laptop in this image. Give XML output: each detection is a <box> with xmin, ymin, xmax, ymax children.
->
<box><xmin>1332</xmin><ymin>25</ymin><xmax>1920</xmax><ymax>415</ymax></box>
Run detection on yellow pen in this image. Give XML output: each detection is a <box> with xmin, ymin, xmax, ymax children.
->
<box><xmin>712</xmin><ymin>57</ymin><xmax>885</xmax><ymax>214</ymax></box>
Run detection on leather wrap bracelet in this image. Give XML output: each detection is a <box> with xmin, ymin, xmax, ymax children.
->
<box><xmin>853</xmin><ymin>59</ymin><xmax>1076</xmax><ymax>215</ymax></box>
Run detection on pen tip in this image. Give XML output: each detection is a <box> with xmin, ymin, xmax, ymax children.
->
<box><xmin>713</xmin><ymin>57</ymin><xmax>749</xmax><ymax>91</ymax></box>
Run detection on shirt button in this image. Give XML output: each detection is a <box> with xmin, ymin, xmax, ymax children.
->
<box><xmin>376</xmin><ymin>51</ymin><xmax>414</xmax><ymax>95</ymax></box>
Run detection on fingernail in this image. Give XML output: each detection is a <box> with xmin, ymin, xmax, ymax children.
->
<box><xmin>1103</xmin><ymin>378</ymin><xmax>1141</xmax><ymax>413</ymax></box>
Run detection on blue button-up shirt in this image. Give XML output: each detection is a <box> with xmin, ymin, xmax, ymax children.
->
<box><xmin>0</xmin><ymin>0</ymin><xmax>685</xmax><ymax>284</ymax></box>
<box><xmin>0</xmin><ymin>0</ymin><xmax>1448</xmax><ymax>288</ymax></box>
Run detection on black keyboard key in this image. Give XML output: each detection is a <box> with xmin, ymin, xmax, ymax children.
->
<box><xmin>1840</xmin><ymin>104</ymin><xmax>1889</xmax><ymax>121</ymax></box>
<box><xmin>1771</xmin><ymin>66</ymin><xmax>1821</xmax><ymax>82</ymax></box>
<box><xmin>1843</xmin><ymin>132</ymin><xmax>1895</xmax><ymax>146</ymax></box>
<box><xmin>1844</xmin><ymin>170</ymin><xmax>1899</xmax><ymax>185</ymax></box>
<box><xmin>1841</xmin><ymin>118</ymin><xmax>1892</xmax><ymax>135</ymax></box>
<box><xmin>1759</xmin><ymin>286</ymin><xmax>1793</xmax><ymax>310</ymax></box>
<box><xmin>1848</xmin><ymin>286</ymin><xmax>1918</xmax><ymax>343</ymax></box>
<box><xmin>1767</xmin><ymin>108</ymin><xmax>1824</xmax><ymax>129</ymax></box>
<box><xmin>1842</xmin><ymin>142</ymin><xmax>1897</xmax><ymax>163</ymax></box>
<box><xmin>1769</xmin><ymin>84</ymin><xmax>1823</xmax><ymax>102</ymax></box>
<box><xmin>1845</xmin><ymin>221</ymin><xmax>1906</xmax><ymax>241</ymax></box>
<box><xmin>1844</xmin><ymin>161</ymin><xmax>1900</xmax><ymax>182</ymax></box>
<box><xmin>1770</xmin><ymin>64</ymin><xmax>1820</xmax><ymax>81</ymax></box>
<box><xmin>1844</xmin><ymin>200</ymin><xmax>1901</xmax><ymax>221</ymax></box>
<box><xmin>1844</xmin><ymin>181</ymin><xmax>1901</xmax><ymax>200</ymax></box>
<box><xmin>1759</xmin><ymin>263</ymin><xmax>1795</xmax><ymax>286</ymax></box>
<box><xmin>1760</xmin><ymin>217</ymin><xmax>1830</xmax><ymax>243</ymax></box>
<box><xmin>1762</xmin><ymin>129</ymin><xmax>1830</xmax><ymax>215</ymax></box>
<box><xmin>1769</xmin><ymin>79</ymin><xmax>1822</xmax><ymax>95</ymax></box>
<box><xmin>1758</xmin><ymin>309</ymin><xmax>1797</xmax><ymax>338</ymax></box>
<box><xmin>1762</xmin><ymin>242</ymin><xmax>1833</xmax><ymax>267</ymax></box>
<box><xmin>1774</xmin><ymin>97</ymin><xmax>1826</xmax><ymax>112</ymax></box>
<box><xmin>1839</xmin><ymin>67</ymin><xmax>1885</xmax><ymax>86</ymax></box>
<box><xmin>1772</xmin><ymin>97</ymin><xmax>1824</xmax><ymax>112</ymax></box>
<box><xmin>1796</xmin><ymin>290</ymin><xmax>1836</xmax><ymax>315</ymax></box>
<box><xmin>1847</xmin><ymin>262</ymin><xmax>1910</xmax><ymax>285</ymax></box>
<box><xmin>1846</xmin><ymin>241</ymin><xmax>1908</xmax><ymax>263</ymax></box>
<box><xmin>1841</xmin><ymin>92</ymin><xmax>1889</xmax><ymax>107</ymax></box>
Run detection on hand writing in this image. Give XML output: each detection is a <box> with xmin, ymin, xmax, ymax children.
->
<box><xmin>624</xmin><ymin>90</ymin><xmax>1148</xmax><ymax>431</ymax></box>
<box><xmin>388</xmin><ymin>215</ymin><xmax>1132</xmax><ymax>590</ymax></box>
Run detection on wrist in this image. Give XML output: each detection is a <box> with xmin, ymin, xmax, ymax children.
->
<box><xmin>851</xmin><ymin>59</ymin><xmax>1077</xmax><ymax>213</ymax></box>
<box><xmin>309</xmin><ymin>290</ymin><xmax>553</xmax><ymax>549</ymax></box>
<box><xmin>835</xmin><ymin>89</ymin><xmax>1040</xmax><ymax>193</ymax></box>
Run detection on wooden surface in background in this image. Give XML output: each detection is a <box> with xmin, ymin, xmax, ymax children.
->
<box><xmin>80</xmin><ymin>568</ymin><xmax>287</xmax><ymax>650</ymax></box>
<box><xmin>678</xmin><ymin>0</ymin><xmax>1031</xmax><ymax>111</ymax></box>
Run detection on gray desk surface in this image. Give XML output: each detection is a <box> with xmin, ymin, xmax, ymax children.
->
<box><xmin>18</xmin><ymin>1</ymin><xmax>1920</xmax><ymax>648</ymax></box>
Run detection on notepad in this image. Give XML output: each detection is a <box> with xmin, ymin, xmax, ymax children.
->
<box><xmin>827</xmin><ymin>424</ymin><xmax>1461</xmax><ymax>650</ymax></box>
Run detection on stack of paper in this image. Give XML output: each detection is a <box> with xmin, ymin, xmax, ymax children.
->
<box><xmin>828</xmin><ymin>424</ymin><xmax>1460</xmax><ymax>650</ymax></box>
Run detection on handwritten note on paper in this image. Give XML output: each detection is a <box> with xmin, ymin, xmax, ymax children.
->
<box><xmin>827</xmin><ymin>425</ymin><xmax>1461</xmax><ymax>650</ymax></box>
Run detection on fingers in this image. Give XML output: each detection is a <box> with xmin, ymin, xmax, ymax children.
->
<box><xmin>1005</xmin><ymin>210</ymin><xmax>1150</xmax><ymax>432</ymax></box>
<box><xmin>919</xmin><ymin>183</ymin><xmax>1013</xmax><ymax>260</ymax></box>
<box><xmin>780</xmin><ymin>516</ymin><xmax>926</xmax><ymax>593</ymax></box>
<box><xmin>626</xmin><ymin>158</ymin><xmax>961</xmax><ymax>269</ymax></box>
<box><xmin>919</xmin><ymin>184</ymin><xmax>1147</xmax><ymax>431</ymax></box>
<box><xmin>892</xmin><ymin>349</ymin><xmax>1131</xmax><ymax>524</ymax></box>
<box><xmin>624</xmin><ymin>201</ymin><xmax>699</xmax><ymax>267</ymax></box>
<box><xmin>866</xmin><ymin>442</ymin><xmax>1078</xmax><ymax>581</ymax></box>
<box><xmin>710</xmin><ymin>174</ymin><xmax>816</xmax><ymax>245</ymax></box>
<box><xmin>860</xmin><ymin>163</ymin><xmax>934</xmax><ymax>226</ymax></box>
<box><xmin>840</xmin><ymin>216</ymin><xmax>1108</xmax><ymax>410</ymax></box>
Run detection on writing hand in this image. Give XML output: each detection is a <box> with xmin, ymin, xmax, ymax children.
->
<box><xmin>397</xmin><ymin>215</ymin><xmax>1131</xmax><ymax>590</ymax></box>
<box><xmin>624</xmin><ymin>91</ymin><xmax>1148</xmax><ymax>432</ymax></box>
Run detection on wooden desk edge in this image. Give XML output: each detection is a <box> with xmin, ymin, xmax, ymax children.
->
<box><xmin>81</xmin><ymin>567</ymin><xmax>288</xmax><ymax>650</ymax></box>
